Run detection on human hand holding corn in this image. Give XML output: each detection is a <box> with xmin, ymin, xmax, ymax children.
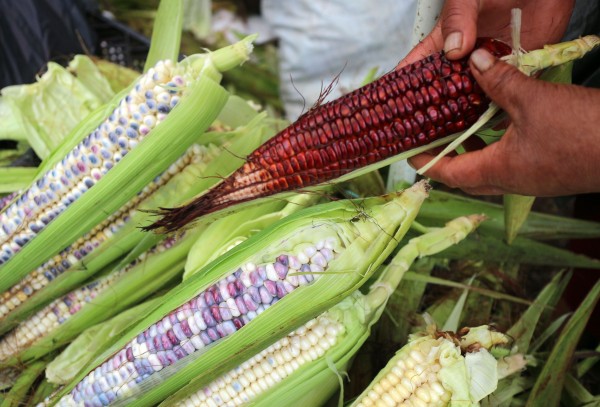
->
<box><xmin>403</xmin><ymin>0</ymin><xmax>600</xmax><ymax>196</ymax></box>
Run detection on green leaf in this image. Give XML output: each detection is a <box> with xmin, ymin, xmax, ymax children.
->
<box><xmin>144</xmin><ymin>0</ymin><xmax>184</xmax><ymax>72</ymax></box>
<box><xmin>504</xmin><ymin>194</ymin><xmax>535</xmax><ymax>244</ymax></box>
<box><xmin>507</xmin><ymin>271</ymin><xmax>571</xmax><ymax>353</ymax></box>
<box><xmin>526</xmin><ymin>279</ymin><xmax>600</xmax><ymax>406</ymax></box>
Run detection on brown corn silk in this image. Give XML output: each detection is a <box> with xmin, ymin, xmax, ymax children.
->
<box><xmin>147</xmin><ymin>39</ymin><xmax>512</xmax><ymax>232</ymax></box>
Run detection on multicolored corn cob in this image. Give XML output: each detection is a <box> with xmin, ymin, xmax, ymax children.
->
<box><xmin>51</xmin><ymin>182</ymin><xmax>428</xmax><ymax>406</ymax></box>
<box><xmin>0</xmin><ymin>145</ymin><xmax>207</xmax><ymax>322</ymax></box>
<box><xmin>352</xmin><ymin>325</ymin><xmax>509</xmax><ymax>407</ymax></box>
<box><xmin>56</xmin><ymin>239</ymin><xmax>337</xmax><ymax>406</ymax></box>
<box><xmin>0</xmin><ymin>60</ymin><xmax>189</xmax><ymax>264</ymax></box>
<box><xmin>0</xmin><ymin>235</ymin><xmax>181</xmax><ymax>363</ymax></box>
<box><xmin>163</xmin><ymin>214</ymin><xmax>485</xmax><ymax>407</ymax></box>
<box><xmin>144</xmin><ymin>39</ymin><xmax>511</xmax><ymax>232</ymax></box>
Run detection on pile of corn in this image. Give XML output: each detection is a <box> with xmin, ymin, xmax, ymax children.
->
<box><xmin>1</xmin><ymin>4</ymin><xmax>599</xmax><ymax>406</ymax></box>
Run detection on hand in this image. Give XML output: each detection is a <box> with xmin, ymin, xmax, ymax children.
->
<box><xmin>399</xmin><ymin>0</ymin><xmax>575</xmax><ymax>68</ymax></box>
<box><xmin>409</xmin><ymin>51</ymin><xmax>600</xmax><ymax>196</ymax></box>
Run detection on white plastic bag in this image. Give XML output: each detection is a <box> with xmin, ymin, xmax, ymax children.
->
<box><xmin>262</xmin><ymin>0</ymin><xmax>417</xmax><ymax>119</ymax></box>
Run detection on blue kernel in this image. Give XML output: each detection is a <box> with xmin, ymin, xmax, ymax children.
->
<box><xmin>135</xmin><ymin>375</ymin><xmax>144</xmax><ymax>384</ymax></box>
<box><xmin>108</xmin><ymin>132</ymin><xmax>117</xmax><ymax>144</ymax></box>
<box><xmin>30</xmin><ymin>224</ymin><xmax>42</xmax><ymax>233</ymax></box>
<box><xmin>109</xmin><ymin>113</ymin><xmax>116</xmax><ymax>122</ymax></box>
<box><xmin>84</xmin><ymin>178</ymin><xmax>94</xmax><ymax>188</ymax></box>
<box><xmin>115</xmin><ymin>126</ymin><xmax>124</xmax><ymax>136</ymax></box>
<box><xmin>63</xmin><ymin>298</ymin><xmax>72</xmax><ymax>307</ymax></box>
<box><xmin>71</xmin><ymin>165</ymin><xmax>80</xmax><ymax>177</ymax></box>
<box><xmin>119</xmin><ymin>117</ymin><xmax>127</xmax><ymax>125</ymax></box>
<box><xmin>139</xmin><ymin>104</ymin><xmax>148</xmax><ymax>114</ymax></box>
<box><xmin>98</xmin><ymin>393</ymin><xmax>110</xmax><ymax>406</ymax></box>
<box><xmin>23</xmin><ymin>286</ymin><xmax>32</xmax><ymax>295</ymax></box>
<box><xmin>135</xmin><ymin>83</ymin><xmax>141</xmax><ymax>92</ymax></box>
<box><xmin>43</xmin><ymin>271</ymin><xmax>54</xmax><ymax>281</ymax></box>
<box><xmin>145</xmin><ymin>90</ymin><xmax>153</xmax><ymax>99</ymax></box>
<box><xmin>146</xmin><ymin>100</ymin><xmax>156</xmax><ymax>110</ymax></box>
<box><xmin>50</xmin><ymin>267</ymin><xmax>59</xmax><ymax>276</ymax></box>
<box><xmin>33</xmin><ymin>196</ymin><xmax>41</xmax><ymax>206</ymax></box>
<box><xmin>157</xmin><ymin>104</ymin><xmax>170</xmax><ymax>114</ymax></box>
<box><xmin>65</xmin><ymin>169</ymin><xmax>73</xmax><ymax>179</ymax></box>
<box><xmin>89</xmin><ymin>154</ymin><xmax>98</xmax><ymax>165</ymax></box>
<box><xmin>118</xmin><ymin>138</ymin><xmax>128</xmax><ymax>149</ymax></box>
<box><xmin>105</xmin><ymin>162</ymin><xmax>113</xmax><ymax>170</ymax></box>
<box><xmin>126</xmin><ymin>128</ymin><xmax>137</xmax><ymax>138</ymax></box>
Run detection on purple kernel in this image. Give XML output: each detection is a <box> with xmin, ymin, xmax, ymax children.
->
<box><xmin>264</xmin><ymin>280</ymin><xmax>277</xmax><ymax>297</ymax></box>
<box><xmin>180</xmin><ymin>319</ymin><xmax>192</xmax><ymax>337</ymax></box>
<box><xmin>167</xmin><ymin>330</ymin><xmax>179</xmax><ymax>346</ymax></box>
<box><xmin>227</xmin><ymin>282</ymin><xmax>239</xmax><ymax>297</ymax></box>
<box><xmin>169</xmin><ymin>313</ymin><xmax>178</xmax><ymax>326</ymax></box>
<box><xmin>153</xmin><ymin>336</ymin><xmax>163</xmax><ymax>351</ymax></box>
<box><xmin>210</xmin><ymin>305</ymin><xmax>223</xmax><ymax>322</ymax></box>
<box><xmin>157</xmin><ymin>351</ymin><xmax>168</xmax><ymax>367</ymax></box>
<box><xmin>200</xmin><ymin>332</ymin><xmax>211</xmax><ymax>345</ymax></box>
<box><xmin>126</xmin><ymin>347</ymin><xmax>134</xmax><ymax>362</ymax></box>
<box><xmin>207</xmin><ymin>327</ymin><xmax>220</xmax><ymax>341</ymax></box>
<box><xmin>202</xmin><ymin>309</ymin><xmax>216</xmax><ymax>327</ymax></box>
<box><xmin>173</xmin><ymin>323</ymin><xmax>187</xmax><ymax>341</ymax></box>
<box><xmin>249</xmin><ymin>271</ymin><xmax>263</xmax><ymax>286</ymax></box>
<box><xmin>174</xmin><ymin>345</ymin><xmax>187</xmax><ymax>359</ymax></box>
<box><xmin>219</xmin><ymin>304</ymin><xmax>232</xmax><ymax>321</ymax></box>
<box><xmin>243</xmin><ymin>293</ymin><xmax>259</xmax><ymax>312</ymax></box>
<box><xmin>166</xmin><ymin>350</ymin><xmax>178</xmax><ymax>365</ymax></box>
<box><xmin>276</xmin><ymin>282</ymin><xmax>287</xmax><ymax>298</ymax></box>
<box><xmin>274</xmin><ymin>261</ymin><xmax>288</xmax><ymax>279</ymax></box>
<box><xmin>247</xmin><ymin>286</ymin><xmax>261</xmax><ymax>304</ymax></box>
<box><xmin>160</xmin><ymin>334</ymin><xmax>173</xmax><ymax>350</ymax></box>
<box><xmin>258</xmin><ymin>287</ymin><xmax>273</xmax><ymax>304</ymax></box>
<box><xmin>233</xmin><ymin>317</ymin><xmax>245</xmax><ymax>329</ymax></box>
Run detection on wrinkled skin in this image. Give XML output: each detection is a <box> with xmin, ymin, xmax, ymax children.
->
<box><xmin>401</xmin><ymin>0</ymin><xmax>600</xmax><ymax>196</ymax></box>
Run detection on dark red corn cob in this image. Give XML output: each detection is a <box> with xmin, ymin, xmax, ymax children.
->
<box><xmin>146</xmin><ymin>38</ymin><xmax>512</xmax><ymax>232</ymax></box>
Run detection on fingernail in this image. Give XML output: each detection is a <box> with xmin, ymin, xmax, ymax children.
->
<box><xmin>444</xmin><ymin>32</ymin><xmax>462</xmax><ymax>54</ymax></box>
<box><xmin>470</xmin><ymin>49</ymin><xmax>495</xmax><ymax>72</ymax></box>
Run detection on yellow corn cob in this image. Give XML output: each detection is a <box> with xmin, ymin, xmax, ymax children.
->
<box><xmin>352</xmin><ymin>325</ymin><xmax>509</xmax><ymax>407</ymax></box>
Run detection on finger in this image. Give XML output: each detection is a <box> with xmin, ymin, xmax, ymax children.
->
<box><xmin>396</xmin><ymin>24</ymin><xmax>443</xmax><ymax>70</ymax></box>
<box><xmin>469</xmin><ymin>49</ymin><xmax>534</xmax><ymax>120</ymax></box>
<box><xmin>408</xmin><ymin>145</ymin><xmax>502</xmax><ymax>191</ymax></box>
<box><xmin>440</xmin><ymin>0</ymin><xmax>480</xmax><ymax>59</ymax></box>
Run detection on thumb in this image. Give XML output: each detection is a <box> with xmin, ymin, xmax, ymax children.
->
<box><xmin>469</xmin><ymin>49</ymin><xmax>532</xmax><ymax>119</ymax></box>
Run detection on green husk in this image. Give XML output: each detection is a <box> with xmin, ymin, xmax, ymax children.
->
<box><xmin>526</xmin><ymin>279</ymin><xmax>600</xmax><ymax>406</ymax></box>
<box><xmin>144</xmin><ymin>0</ymin><xmax>184</xmax><ymax>72</ymax></box>
<box><xmin>53</xmin><ymin>182</ymin><xmax>429</xmax><ymax>406</ymax></box>
<box><xmin>0</xmin><ymin>60</ymin><xmax>114</xmax><ymax>159</ymax></box>
<box><xmin>0</xmin><ymin>37</ymin><xmax>255</xmax><ymax>294</ymax></box>
<box><xmin>406</xmin><ymin>187</ymin><xmax>600</xmax><ymax>241</ymax></box>
<box><xmin>183</xmin><ymin>192</ymin><xmax>326</xmax><ymax>280</ymax></box>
